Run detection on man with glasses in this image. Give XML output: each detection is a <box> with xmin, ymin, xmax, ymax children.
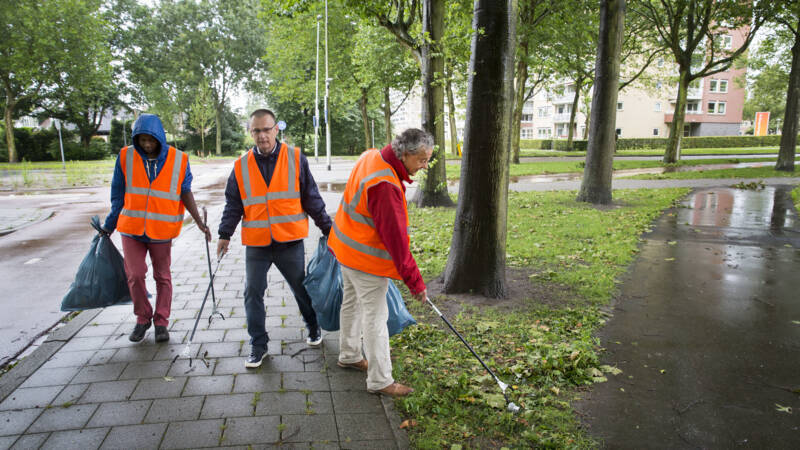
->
<box><xmin>217</xmin><ymin>109</ymin><xmax>332</xmax><ymax>368</ymax></box>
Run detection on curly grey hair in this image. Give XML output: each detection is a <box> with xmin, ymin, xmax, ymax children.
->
<box><xmin>391</xmin><ymin>128</ymin><xmax>433</xmax><ymax>159</ymax></box>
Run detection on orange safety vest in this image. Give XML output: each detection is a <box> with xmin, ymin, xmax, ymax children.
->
<box><xmin>117</xmin><ymin>146</ymin><xmax>187</xmax><ymax>240</ymax></box>
<box><xmin>328</xmin><ymin>149</ymin><xmax>409</xmax><ymax>279</ymax></box>
<box><xmin>234</xmin><ymin>144</ymin><xmax>309</xmax><ymax>246</ymax></box>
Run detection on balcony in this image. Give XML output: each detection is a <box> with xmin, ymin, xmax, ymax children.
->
<box><xmin>663</xmin><ymin>110</ymin><xmax>705</xmax><ymax>123</ymax></box>
<box><xmin>553</xmin><ymin>113</ymin><xmax>572</xmax><ymax>123</ymax></box>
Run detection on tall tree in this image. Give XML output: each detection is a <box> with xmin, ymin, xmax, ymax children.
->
<box><xmin>345</xmin><ymin>0</ymin><xmax>454</xmax><ymax>207</ymax></box>
<box><xmin>443</xmin><ymin>0</ymin><xmax>517</xmax><ymax>298</ymax></box>
<box><xmin>352</xmin><ymin>23</ymin><xmax>418</xmax><ymax>148</ymax></box>
<box><xmin>1</xmin><ymin>0</ymin><xmax>108</xmax><ymax>162</ymax></box>
<box><xmin>633</xmin><ymin>0</ymin><xmax>769</xmax><ymax>163</ymax></box>
<box><xmin>773</xmin><ymin>3</ymin><xmax>800</xmax><ymax>172</ymax></box>
<box><xmin>125</xmin><ymin>0</ymin><xmax>267</xmax><ymax>155</ymax></box>
<box><xmin>577</xmin><ymin>0</ymin><xmax>626</xmax><ymax>204</ymax></box>
<box><xmin>511</xmin><ymin>0</ymin><xmax>552</xmax><ymax>163</ymax></box>
<box><xmin>188</xmin><ymin>81</ymin><xmax>216</xmax><ymax>156</ymax></box>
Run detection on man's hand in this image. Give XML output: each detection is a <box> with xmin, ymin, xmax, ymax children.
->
<box><xmin>99</xmin><ymin>226</ymin><xmax>112</xmax><ymax>237</ymax></box>
<box><xmin>412</xmin><ymin>288</ymin><xmax>428</xmax><ymax>303</ymax></box>
<box><xmin>198</xmin><ymin>223</ymin><xmax>212</xmax><ymax>242</ymax></box>
<box><xmin>217</xmin><ymin>239</ymin><xmax>230</xmax><ymax>258</ymax></box>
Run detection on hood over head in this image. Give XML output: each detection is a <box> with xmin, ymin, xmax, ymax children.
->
<box><xmin>131</xmin><ymin>114</ymin><xmax>168</xmax><ymax>156</ymax></box>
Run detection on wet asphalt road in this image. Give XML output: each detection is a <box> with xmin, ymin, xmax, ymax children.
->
<box><xmin>576</xmin><ymin>185</ymin><xmax>800</xmax><ymax>448</ymax></box>
<box><xmin>0</xmin><ymin>160</ymin><xmax>233</xmax><ymax>367</ymax></box>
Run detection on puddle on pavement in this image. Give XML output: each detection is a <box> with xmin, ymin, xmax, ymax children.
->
<box><xmin>677</xmin><ymin>186</ymin><xmax>797</xmax><ymax>230</ymax></box>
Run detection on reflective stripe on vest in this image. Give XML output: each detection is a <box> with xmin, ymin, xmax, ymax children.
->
<box><xmin>235</xmin><ymin>144</ymin><xmax>309</xmax><ymax>246</ymax></box>
<box><xmin>328</xmin><ymin>149</ymin><xmax>409</xmax><ymax>279</ymax></box>
<box><xmin>116</xmin><ymin>146</ymin><xmax>187</xmax><ymax>239</ymax></box>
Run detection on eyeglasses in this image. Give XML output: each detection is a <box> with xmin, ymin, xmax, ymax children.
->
<box><xmin>251</xmin><ymin>124</ymin><xmax>277</xmax><ymax>134</ymax></box>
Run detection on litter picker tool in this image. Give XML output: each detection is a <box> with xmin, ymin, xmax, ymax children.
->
<box><xmin>173</xmin><ymin>209</ymin><xmax>225</xmax><ymax>367</ymax></box>
<box><xmin>202</xmin><ymin>207</ymin><xmax>224</xmax><ymax>325</ymax></box>
<box><xmin>427</xmin><ymin>297</ymin><xmax>520</xmax><ymax>413</ymax></box>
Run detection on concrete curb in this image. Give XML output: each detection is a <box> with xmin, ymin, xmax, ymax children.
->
<box><xmin>0</xmin><ymin>209</ymin><xmax>54</xmax><ymax>237</ymax></box>
<box><xmin>380</xmin><ymin>395</ymin><xmax>411</xmax><ymax>449</ymax></box>
<box><xmin>0</xmin><ymin>308</ymin><xmax>101</xmax><ymax>404</ymax></box>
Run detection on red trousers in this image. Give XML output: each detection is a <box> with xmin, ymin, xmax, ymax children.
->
<box><xmin>121</xmin><ymin>235</ymin><xmax>173</xmax><ymax>327</ymax></box>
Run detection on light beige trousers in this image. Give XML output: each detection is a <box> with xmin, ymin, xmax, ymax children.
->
<box><xmin>339</xmin><ymin>265</ymin><xmax>393</xmax><ymax>391</ymax></box>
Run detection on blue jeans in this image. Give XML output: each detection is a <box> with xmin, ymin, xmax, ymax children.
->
<box><xmin>244</xmin><ymin>241</ymin><xmax>318</xmax><ymax>349</ymax></box>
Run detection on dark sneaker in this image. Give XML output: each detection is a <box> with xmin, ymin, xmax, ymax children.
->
<box><xmin>129</xmin><ymin>322</ymin><xmax>151</xmax><ymax>342</ymax></box>
<box><xmin>154</xmin><ymin>326</ymin><xmax>169</xmax><ymax>343</ymax></box>
<box><xmin>306</xmin><ymin>326</ymin><xmax>322</xmax><ymax>347</ymax></box>
<box><xmin>245</xmin><ymin>346</ymin><xmax>268</xmax><ymax>368</ymax></box>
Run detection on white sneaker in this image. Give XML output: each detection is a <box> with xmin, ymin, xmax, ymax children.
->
<box><xmin>306</xmin><ymin>326</ymin><xmax>323</xmax><ymax>347</ymax></box>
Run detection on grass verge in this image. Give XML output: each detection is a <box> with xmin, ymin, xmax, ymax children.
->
<box><xmin>625</xmin><ymin>166</ymin><xmax>800</xmax><ymax>180</ymax></box>
<box><xmin>391</xmin><ymin>188</ymin><xmax>689</xmax><ymax>448</ymax></box>
<box><xmin>445</xmin><ymin>158</ymin><xmax>784</xmax><ymax>180</ymax></box>
<box><xmin>793</xmin><ymin>186</ymin><xmax>800</xmax><ymax>211</ymax></box>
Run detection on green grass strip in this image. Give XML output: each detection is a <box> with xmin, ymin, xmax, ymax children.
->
<box><xmin>393</xmin><ymin>188</ymin><xmax>688</xmax><ymax>448</ymax></box>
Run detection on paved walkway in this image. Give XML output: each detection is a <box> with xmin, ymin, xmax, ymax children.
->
<box><xmin>0</xmin><ymin>209</ymin><xmax>408</xmax><ymax>449</ymax></box>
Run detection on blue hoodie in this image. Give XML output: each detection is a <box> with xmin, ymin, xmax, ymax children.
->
<box><xmin>103</xmin><ymin>114</ymin><xmax>193</xmax><ymax>240</ymax></box>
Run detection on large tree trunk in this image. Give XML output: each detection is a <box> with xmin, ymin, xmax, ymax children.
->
<box><xmin>215</xmin><ymin>102</ymin><xmax>222</xmax><ymax>155</ymax></box>
<box><xmin>3</xmin><ymin>92</ymin><xmax>18</xmax><ymax>163</ymax></box>
<box><xmin>777</xmin><ymin>22</ymin><xmax>800</xmax><ymax>172</ymax></box>
<box><xmin>383</xmin><ymin>88</ymin><xmax>392</xmax><ymax>145</ymax></box>
<box><xmin>417</xmin><ymin>0</ymin><xmax>453</xmax><ymax>207</ymax></box>
<box><xmin>566</xmin><ymin>78</ymin><xmax>582</xmax><ymax>151</ymax></box>
<box><xmin>443</xmin><ymin>0</ymin><xmax>517</xmax><ymax>298</ymax></box>
<box><xmin>445</xmin><ymin>73</ymin><xmax>460</xmax><ymax>156</ymax></box>
<box><xmin>359</xmin><ymin>88</ymin><xmax>371</xmax><ymax>149</ymax></box>
<box><xmin>577</xmin><ymin>0</ymin><xmax>625</xmax><ymax>204</ymax></box>
<box><xmin>511</xmin><ymin>39</ymin><xmax>529</xmax><ymax>164</ymax></box>
<box><xmin>665</xmin><ymin>70</ymin><xmax>690</xmax><ymax>163</ymax></box>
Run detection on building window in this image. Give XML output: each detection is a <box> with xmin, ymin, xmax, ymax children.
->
<box><xmin>656</xmin><ymin>81</ymin><xmax>663</xmax><ymax>89</ymax></box>
<box><xmin>708</xmin><ymin>79</ymin><xmax>728</xmax><ymax>93</ymax></box>
<box><xmin>686</xmin><ymin>102</ymin><xmax>700</xmax><ymax>113</ymax></box>
<box><xmin>708</xmin><ymin>101</ymin><xmax>726</xmax><ymax>115</ymax></box>
<box><xmin>653</xmin><ymin>128</ymin><xmax>660</xmax><ymax>136</ymax></box>
<box><xmin>616</xmin><ymin>128</ymin><xmax>622</xmax><ymax>137</ymax></box>
<box><xmin>521</xmin><ymin>113</ymin><xmax>533</xmax><ymax>122</ymax></box>
<box><xmin>617</xmin><ymin>102</ymin><xmax>624</xmax><ymax>111</ymax></box>
<box><xmin>537</xmin><ymin>106</ymin><xmax>550</xmax><ymax>118</ymax></box>
<box><xmin>556</xmin><ymin>104</ymin><xmax>570</xmax><ymax>115</ymax></box>
<box><xmin>520</xmin><ymin>128</ymin><xmax>535</xmax><ymax>139</ymax></box>
<box><xmin>654</xmin><ymin>102</ymin><xmax>661</xmax><ymax>112</ymax></box>
<box><xmin>537</xmin><ymin>127</ymin><xmax>551</xmax><ymax>138</ymax></box>
<box><xmin>657</xmin><ymin>58</ymin><xmax>664</xmax><ymax>67</ymax></box>
<box><xmin>721</xmin><ymin>35</ymin><xmax>732</xmax><ymax>49</ymax></box>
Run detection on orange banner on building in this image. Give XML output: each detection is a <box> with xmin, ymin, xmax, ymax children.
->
<box><xmin>754</xmin><ymin>112</ymin><xmax>770</xmax><ymax>136</ymax></box>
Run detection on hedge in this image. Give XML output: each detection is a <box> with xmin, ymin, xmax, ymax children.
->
<box><xmin>520</xmin><ymin>134</ymin><xmax>789</xmax><ymax>151</ymax></box>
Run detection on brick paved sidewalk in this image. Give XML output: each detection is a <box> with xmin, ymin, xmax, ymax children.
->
<box><xmin>0</xmin><ymin>215</ymin><xmax>408</xmax><ymax>449</ymax></box>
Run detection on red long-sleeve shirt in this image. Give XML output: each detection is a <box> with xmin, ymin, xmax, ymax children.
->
<box><xmin>365</xmin><ymin>145</ymin><xmax>426</xmax><ymax>295</ymax></box>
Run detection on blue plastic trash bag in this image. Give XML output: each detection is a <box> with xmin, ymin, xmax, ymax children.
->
<box><xmin>304</xmin><ymin>236</ymin><xmax>343</xmax><ymax>331</ymax></box>
<box><xmin>61</xmin><ymin>216</ymin><xmax>131</xmax><ymax>311</ymax></box>
<box><xmin>386</xmin><ymin>281</ymin><xmax>416</xmax><ymax>336</ymax></box>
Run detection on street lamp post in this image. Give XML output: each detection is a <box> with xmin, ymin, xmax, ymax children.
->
<box><xmin>54</xmin><ymin>119</ymin><xmax>65</xmax><ymax>170</ymax></box>
<box><xmin>314</xmin><ymin>15</ymin><xmax>321</xmax><ymax>163</ymax></box>
<box><xmin>324</xmin><ymin>0</ymin><xmax>331</xmax><ymax>171</ymax></box>
<box><xmin>776</xmin><ymin>118</ymin><xmax>782</xmax><ymax>135</ymax></box>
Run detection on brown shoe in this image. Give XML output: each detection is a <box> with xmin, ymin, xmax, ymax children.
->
<box><xmin>367</xmin><ymin>382</ymin><xmax>414</xmax><ymax>397</ymax></box>
<box><xmin>337</xmin><ymin>359</ymin><xmax>368</xmax><ymax>372</ymax></box>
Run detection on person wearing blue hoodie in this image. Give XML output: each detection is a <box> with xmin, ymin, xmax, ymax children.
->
<box><xmin>102</xmin><ymin>114</ymin><xmax>211</xmax><ymax>343</ymax></box>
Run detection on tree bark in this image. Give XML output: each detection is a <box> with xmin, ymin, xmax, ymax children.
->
<box><xmin>777</xmin><ymin>19</ymin><xmax>800</xmax><ymax>172</ymax></box>
<box><xmin>446</xmin><ymin>74</ymin><xmax>459</xmax><ymax>156</ymax></box>
<box><xmin>417</xmin><ymin>0</ymin><xmax>453</xmax><ymax>207</ymax></box>
<box><xmin>215</xmin><ymin>102</ymin><xmax>222</xmax><ymax>155</ymax></box>
<box><xmin>359</xmin><ymin>88</ymin><xmax>371</xmax><ymax>149</ymax></box>
<box><xmin>383</xmin><ymin>88</ymin><xmax>393</xmax><ymax>145</ymax></box>
<box><xmin>576</xmin><ymin>0</ymin><xmax>626</xmax><ymax>204</ymax></box>
<box><xmin>566</xmin><ymin>77</ymin><xmax>582</xmax><ymax>151</ymax></box>
<box><xmin>3</xmin><ymin>89</ymin><xmax>18</xmax><ymax>163</ymax></box>
<box><xmin>443</xmin><ymin>0</ymin><xmax>517</xmax><ymax>298</ymax></box>
<box><xmin>665</xmin><ymin>70</ymin><xmax>690</xmax><ymax>163</ymax></box>
<box><xmin>511</xmin><ymin>38</ymin><xmax>529</xmax><ymax>164</ymax></box>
